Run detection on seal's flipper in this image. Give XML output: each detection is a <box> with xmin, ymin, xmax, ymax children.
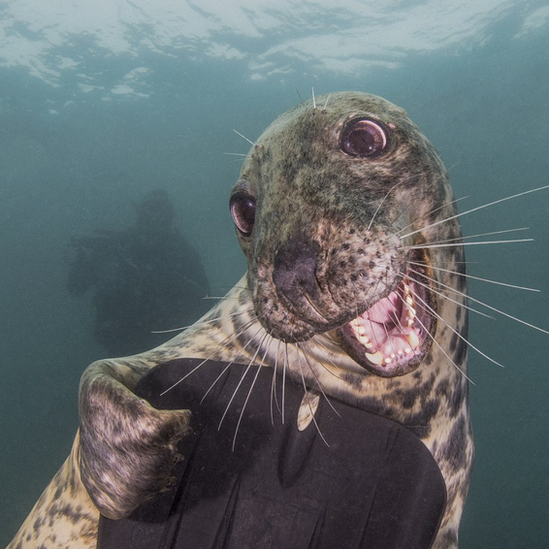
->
<box><xmin>97</xmin><ymin>358</ymin><xmax>446</xmax><ymax>549</ymax></box>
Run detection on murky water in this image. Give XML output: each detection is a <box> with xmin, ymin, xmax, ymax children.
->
<box><xmin>1</xmin><ymin>2</ymin><xmax>548</xmax><ymax>546</ymax></box>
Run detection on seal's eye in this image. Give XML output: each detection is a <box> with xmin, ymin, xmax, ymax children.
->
<box><xmin>341</xmin><ymin>118</ymin><xmax>388</xmax><ymax>157</ymax></box>
<box><xmin>230</xmin><ymin>192</ymin><xmax>256</xmax><ymax>236</ymax></box>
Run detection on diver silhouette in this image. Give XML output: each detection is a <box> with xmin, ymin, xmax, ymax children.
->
<box><xmin>67</xmin><ymin>190</ymin><xmax>210</xmax><ymax>356</ymax></box>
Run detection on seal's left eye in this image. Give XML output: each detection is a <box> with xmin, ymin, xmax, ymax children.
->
<box><xmin>341</xmin><ymin>118</ymin><xmax>388</xmax><ymax>157</ymax></box>
<box><xmin>230</xmin><ymin>192</ymin><xmax>256</xmax><ymax>236</ymax></box>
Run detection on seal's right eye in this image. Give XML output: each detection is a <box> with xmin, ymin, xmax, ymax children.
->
<box><xmin>341</xmin><ymin>118</ymin><xmax>388</xmax><ymax>157</ymax></box>
<box><xmin>230</xmin><ymin>192</ymin><xmax>256</xmax><ymax>236</ymax></box>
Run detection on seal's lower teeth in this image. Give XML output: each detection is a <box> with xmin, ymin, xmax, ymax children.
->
<box><xmin>365</xmin><ymin>350</ymin><xmax>384</xmax><ymax>364</ymax></box>
<box><xmin>407</xmin><ymin>331</ymin><xmax>420</xmax><ymax>349</ymax></box>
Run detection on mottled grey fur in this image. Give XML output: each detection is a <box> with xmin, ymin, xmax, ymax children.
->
<box><xmin>8</xmin><ymin>92</ymin><xmax>472</xmax><ymax>549</ymax></box>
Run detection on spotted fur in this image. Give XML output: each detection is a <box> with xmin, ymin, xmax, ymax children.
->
<box><xmin>8</xmin><ymin>92</ymin><xmax>473</xmax><ymax>549</ymax></box>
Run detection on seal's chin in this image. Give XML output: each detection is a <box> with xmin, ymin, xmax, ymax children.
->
<box><xmin>338</xmin><ymin>263</ymin><xmax>436</xmax><ymax>377</ymax></box>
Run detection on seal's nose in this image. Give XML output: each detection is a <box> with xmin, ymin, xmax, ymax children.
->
<box><xmin>272</xmin><ymin>233</ymin><xmax>321</xmax><ymax>304</ymax></box>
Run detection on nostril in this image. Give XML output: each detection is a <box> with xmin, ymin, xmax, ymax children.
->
<box><xmin>272</xmin><ymin>233</ymin><xmax>321</xmax><ymax>303</ymax></box>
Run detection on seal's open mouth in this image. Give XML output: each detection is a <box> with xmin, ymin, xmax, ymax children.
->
<box><xmin>339</xmin><ymin>254</ymin><xmax>436</xmax><ymax>377</ymax></box>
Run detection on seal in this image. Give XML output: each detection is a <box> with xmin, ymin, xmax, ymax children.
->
<box><xmin>7</xmin><ymin>92</ymin><xmax>473</xmax><ymax>549</ymax></box>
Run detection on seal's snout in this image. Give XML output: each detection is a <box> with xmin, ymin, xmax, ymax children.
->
<box><xmin>273</xmin><ymin>232</ymin><xmax>321</xmax><ymax>305</ymax></box>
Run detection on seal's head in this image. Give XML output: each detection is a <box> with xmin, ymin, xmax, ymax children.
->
<box><xmin>230</xmin><ymin>92</ymin><xmax>461</xmax><ymax>378</ymax></box>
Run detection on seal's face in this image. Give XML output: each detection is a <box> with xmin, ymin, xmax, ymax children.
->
<box><xmin>230</xmin><ymin>92</ymin><xmax>459</xmax><ymax>378</ymax></box>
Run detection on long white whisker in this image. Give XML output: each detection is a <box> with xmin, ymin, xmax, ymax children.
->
<box><xmin>403</xmin><ymin>238</ymin><xmax>533</xmax><ymax>250</ymax></box>
<box><xmin>223</xmin><ymin>152</ymin><xmax>248</xmax><ymax>157</ymax></box>
<box><xmin>308</xmin><ymin>339</ymin><xmax>348</xmax><ymax>381</ymax></box>
<box><xmin>233</xmin><ymin>129</ymin><xmax>256</xmax><ymax>147</ymax></box>
<box><xmin>296</xmin><ymin>342</ymin><xmax>341</xmax><ymax>417</ymax></box>
<box><xmin>312</xmin><ymin>87</ymin><xmax>316</xmax><ymax>109</ymax></box>
<box><xmin>151</xmin><ymin>309</ymin><xmax>250</xmax><ymax>334</ymax></box>
<box><xmin>368</xmin><ymin>180</ymin><xmax>406</xmax><ymax>231</ymax></box>
<box><xmin>294</xmin><ymin>348</ymin><xmax>330</xmax><ymax>447</ymax></box>
<box><xmin>231</xmin><ymin>363</ymin><xmax>263</xmax><ymax>451</ymax></box>
<box><xmin>218</xmin><ymin>363</ymin><xmax>253</xmax><ymax>430</ymax></box>
<box><xmin>408</xmin><ymin>261</ymin><xmax>540</xmax><ymax>293</ymax></box>
<box><xmin>159</xmin><ymin>314</ymin><xmax>257</xmax><ymax>401</ymax></box>
<box><xmin>410</xmin><ymin>290</ymin><xmax>504</xmax><ymax>368</ymax></box>
<box><xmin>271</xmin><ymin>339</ymin><xmax>282</xmax><ymax>424</ymax></box>
<box><xmin>433</xmin><ymin>227</ymin><xmax>530</xmax><ymax>244</ymax></box>
<box><xmin>231</xmin><ymin>333</ymin><xmax>271</xmax><ymax>450</ymax></box>
<box><xmin>202</xmin><ymin>296</ymin><xmax>241</xmax><ymax>300</ymax></box>
<box><xmin>408</xmin><ymin>267</ymin><xmax>549</xmax><ymax>336</ymax></box>
<box><xmin>282</xmin><ymin>344</ymin><xmax>289</xmax><ymax>424</ymax></box>
<box><xmin>200</xmin><ymin>323</ymin><xmax>264</xmax><ymax>403</ymax></box>
<box><xmin>218</xmin><ymin>329</ymin><xmax>266</xmax><ymax>432</ymax></box>
<box><xmin>395</xmin><ymin>195</ymin><xmax>469</xmax><ymax>236</ymax></box>
<box><xmin>414</xmin><ymin>306</ymin><xmax>475</xmax><ymax>384</ymax></box>
<box><xmin>399</xmin><ymin>184</ymin><xmax>549</xmax><ymax>240</ymax></box>
<box><xmin>159</xmin><ymin>357</ymin><xmax>209</xmax><ymax>396</ymax></box>
<box><xmin>403</xmin><ymin>272</ymin><xmax>494</xmax><ymax>320</ymax></box>
<box><xmin>200</xmin><ymin>361</ymin><xmax>234</xmax><ymax>403</ymax></box>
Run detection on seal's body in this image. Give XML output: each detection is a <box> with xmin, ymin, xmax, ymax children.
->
<box><xmin>8</xmin><ymin>92</ymin><xmax>472</xmax><ymax>549</ymax></box>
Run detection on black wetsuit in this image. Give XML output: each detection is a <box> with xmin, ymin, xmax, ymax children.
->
<box><xmin>97</xmin><ymin>358</ymin><xmax>446</xmax><ymax>549</ymax></box>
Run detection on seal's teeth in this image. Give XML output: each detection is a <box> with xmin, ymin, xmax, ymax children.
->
<box><xmin>365</xmin><ymin>350</ymin><xmax>384</xmax><ymax>365</ymax></box>
<box><xmin>406</xmin><ymin>331</ymin><xmax>420</xmax><ymax>349</ymax></box>
<box><xmin>351</xmin><ymin>321</ymin><xmax>373</xmax><ymax>348</ymax></box>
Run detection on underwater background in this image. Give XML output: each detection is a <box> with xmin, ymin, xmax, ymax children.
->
<box><xmin>1</xmin><ymin>1</ymin><xmax>548</xmax><ymax>546</ymax></box>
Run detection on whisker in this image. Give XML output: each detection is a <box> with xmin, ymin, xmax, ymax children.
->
<box><xmin>294</xmin><ymin>347</ymin><xmax>330</xmax><ymax>447</ymax></box>
<box><xmin>295</xmin><ymin>343</ymin><xmax>341</xmax><ymax>418</ymax></box>
<box><xmin>312</xmin><ymin>87</ymin><xmax>317</xmax><ymax>109</ymax></box>
<box><xmin>409</xmin><ymin>289</ymin><xmax>504</xmax><ymax>369</ymax></box>
<box><xmin>282</xmin><ymin>344</ymin><xmax>290</xmax><ymax>424</ymax></box>
<box><xmin>159</xmin><ymin>357</ymin><xmax>209</xmax><ymax>396</ymax></box>
<box><xmin>407</xmin><ymin>267</ymin><xmax>549</xmax><ymax>336</ymax></box>
<box><xmin>271</xmin><ymin>339</ymin><xmax>283</xmax><ymax>425</ymax></box>
<box><xmin>403</xmin><ymin>238</ymin><xmax>533</xmax><ymax>250</ymax></box>
<box><xmin>200</xmin><ymin>322</ymin><xmax>264</xmax><ymax>403</ymax></box>
<box><xmin>233</xmin><ymin>129</ymin><xmax>256</xmax><ymax>147</ymax></box>
<box><xmin>308</xmin><ymin>339</ymin><xmax>348</xmax><ymax>381</ymax></box>
<box><xmin>218</xmin><ymin>363</ymin><xmax>253</xmax><ymax>430</ymax></box>
<box><xmin>160</xmin><ymin>315</ymin><xmax>258</xmax><ymax>396</ymax></box>
<box><xmin>151</xmin><ymin>310</ymin><xmax>250</xmax><ymax>334</ymax></box>
<box><xmin>413</xmin><ymin>304</ymin><xmax>475</xmax><ymax>384</ymax></box>
<box><xmin>322</xmin><ymin>94</ymin><xmax>331</xmax><ymax>110</ymax></box>
<box><xmin>202</xmin><ymin>296</ymin><xmax>241</xmax><ymax>300</ymax></box>
<box><xmin>403</xmin><ymin>272</ymin><xmax>494</xmax><ymax>320</ymax></box>
<box><xmin>231</xmin><ymin>333</ymin><xmax>271</xmax><ymax>450</ymax></box>
<box><xmin>218</xmin><ymin>329</ymin><xmax>266</xmax><ymax>431</ymax></box>
<box><xmin>368</xmin><ymin>180</ymin><xmax>406</xmax><ymax>232</ymax></box>
<box><xmin>408</xmin><ymin>261</ymin><xmax>540</xmax><ymax>293</ymax></box>
<box><xmin>231</xmin><ymin>363</ymin><xmax>262</xmax><ymax>451</ymax></box>
<box><xmin>395</xmin><ymin>195</ymin><xmax>469</xmax><ymax>236</ymax></box>
<box><xmin>223</xmin><ymin>152</ymin><xmax>248</xmax><ymax>157</ymax></box>
<box><xmin>399</xmin><ymin>184</ymin><xmax>549</xmax><ymax>240</ymax></box>
<box><xmin>433</xmin><ymin>227</ymin><xmax>530</xmax><ymax>245</ymax></box>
